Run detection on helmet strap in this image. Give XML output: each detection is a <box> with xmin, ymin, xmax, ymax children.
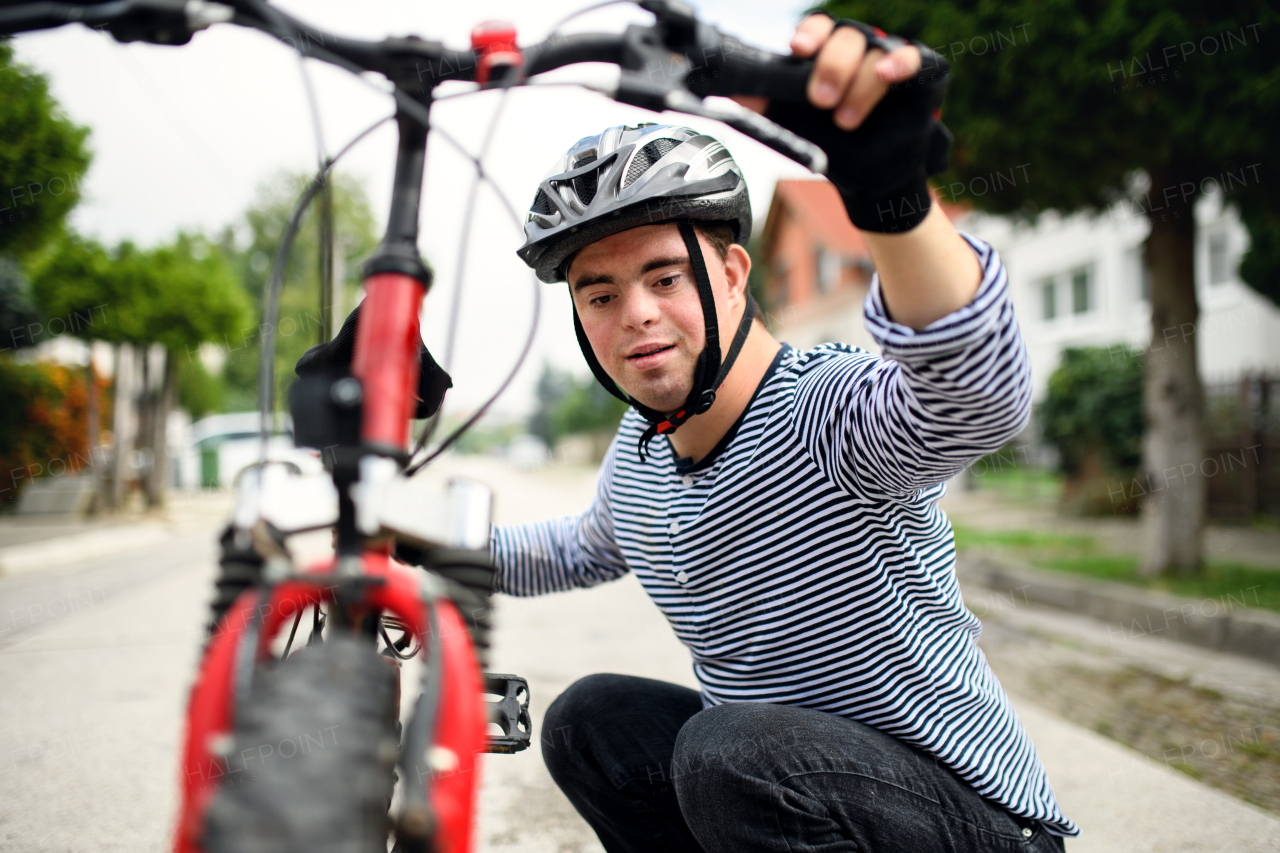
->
<box><xmin>568</xmin><ymin>221</ymin><xmax>758</xmax><ymax>462</ymax></box>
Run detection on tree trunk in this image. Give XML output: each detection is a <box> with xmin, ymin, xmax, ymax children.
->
<box><xmin>1139</xmin><ymin>166</ymin><xmax>1205</xmax><ymax>577</ymax></box>
<box><xmin>109</xmin><ymin>343</ymin><xmax>134</xmax><ymax>510</ymax></box>
<box><xmin>85</xmin><ymin>361</ymin><xmax>100</xmax><ymax>469</ymax></box>
<box><xmin>145</xmin><ymin>349</ymin><xmax>176</xmax><ymax>508</ymax></box>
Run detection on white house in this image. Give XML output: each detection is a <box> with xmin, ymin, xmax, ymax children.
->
<box><xmin>964</xmin><ymin>189</ymin><xmax>1280</xmax><ymax>401</ymax></box>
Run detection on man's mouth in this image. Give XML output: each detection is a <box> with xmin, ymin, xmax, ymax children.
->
<box><xmin>626</xmin><ymin>344</ymin><xmax>674</xmax><ymax>361</ymax></box>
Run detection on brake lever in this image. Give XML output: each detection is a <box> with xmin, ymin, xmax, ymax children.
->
<box><xmin>573</xmin><ymin>13</ymin><xmax>826</xmax><ymax>174</ymax></box>
<box><xmin>598</xmin><ymin>69</ymin><xmax>825</xmax><ymax>174</ymax></box>
<box><xmin>666</xmin><ymin>90</ymin><xmax>828</xmax><ymax>175</ymax></box>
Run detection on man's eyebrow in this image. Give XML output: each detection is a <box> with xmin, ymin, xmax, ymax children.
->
<box><xmin>570</xmin><ymin>255</ymin><xmax>689</xmax><ymax>293</ymax></box>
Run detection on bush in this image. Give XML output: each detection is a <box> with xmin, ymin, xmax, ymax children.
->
<box><xmin>1038</xmin><ymin>346</ymin><xmax>1144</xmax><ymax>513</ymax></box>
<box><xmin>0</xmin><ymin>357</ymin><xmax>94</xmax><ymax>507</ymax></box>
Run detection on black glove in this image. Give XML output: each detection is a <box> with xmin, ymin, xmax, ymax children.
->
<box><xmin>295</xmin><ymin>303</ymin><xmax>452</xmax><ymax>419</ymax></box>
<box><xmin>765</xmin><ymin>16</ymin><xmax>952</xmax><ymax>233</ymax></box>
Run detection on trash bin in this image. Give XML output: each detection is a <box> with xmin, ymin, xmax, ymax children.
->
<box><xmin>200</xmin><ymin>445</ymin><xmax>220</xmax><ymax>489</ymax></box>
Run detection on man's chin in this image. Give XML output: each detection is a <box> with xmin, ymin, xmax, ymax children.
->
<box><xmin>618</xmin><ymin>382</ymin><xmax>690</xmax><ymax>415</ymax></box>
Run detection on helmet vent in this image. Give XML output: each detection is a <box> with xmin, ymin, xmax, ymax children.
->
<box><xmin>572</xmin><ymin>169</ymin><xmax>598</xmax><ymax>207</ymax></box>
<box><xmin>623</xmin><ymin>138</ymin><xmax>680</xmax><ymax>187</ymax></box>
<box><xmin>531</xmin><ymin>189</ymin><xmax>555</xmax><ymax>215</ymax></box>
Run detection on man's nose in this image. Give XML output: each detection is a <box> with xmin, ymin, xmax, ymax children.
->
<box><xmin>619</xmin><ymin>287</ymin><xmax>661</xmax><ymax>329</ymax></box>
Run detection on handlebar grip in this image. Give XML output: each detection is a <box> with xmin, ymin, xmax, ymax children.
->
<box><xmin>686</xmin><ymin>33</ymin><xmax>813</xmax><ymax>104</ymax></box>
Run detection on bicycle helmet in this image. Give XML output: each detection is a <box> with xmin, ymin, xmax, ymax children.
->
<box><xmin>516</xmin><ymin>123</ymin><xmax>758</xmax><ymax>459</ymax></box>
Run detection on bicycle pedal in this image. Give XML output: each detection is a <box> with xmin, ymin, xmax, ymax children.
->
<box><xmin>483</xmin><ymin>673</ymin><xmax>531</xmax><ymax>754</ymax></box>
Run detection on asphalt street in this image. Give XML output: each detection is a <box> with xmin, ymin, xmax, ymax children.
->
<box><xmin>0</xmin><ymin>530</ymin><xmax>217</xmax><ymax>852</ymax></box>
<box><xmin>1</xmin><ymin>458</ymin><xmax>1277</xmax><ymax>852</ymax></box>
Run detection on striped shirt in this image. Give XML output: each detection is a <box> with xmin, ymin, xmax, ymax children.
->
<box><xmin>491</xmin><ymin>233</ymin><xmax>1078</xmax><ymax>836</ymax></box>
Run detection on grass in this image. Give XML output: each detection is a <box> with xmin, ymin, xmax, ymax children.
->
<box><xmin>968</xmin><ymin>467</ymin><xmax>1062</xmax><ymax>503</ymax></box>
<box><xmin>951</xmin><ymin>527</ymin><xmax>1094</xmax><ymax>552</ymax></box>
<box><xmin>952</xmin><ymin>523</ymin><xmax>1280</xmax><ymax>613</ymax></box>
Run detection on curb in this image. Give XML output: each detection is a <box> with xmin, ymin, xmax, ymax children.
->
<box><xmin>955</xmin><ymin>550</ymin><xmax>1280</xmax><ymax>667</ymax></box>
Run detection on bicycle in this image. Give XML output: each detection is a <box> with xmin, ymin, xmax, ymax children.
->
<box><xmin>0</xmin><ymin>2</ymin><xmax>829</xmax><ymax>850</ymax></box>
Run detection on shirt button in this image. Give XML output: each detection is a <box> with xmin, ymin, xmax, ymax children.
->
<box><xmin>676</xmin><ymin>570</ymin><xmax>689</xmax><ymax>584</ymax></box>
<box><xmin>681</xmin><ymin>475</ymin><xmax>694</xmax><ymax>486</ymax></box>
<box><xmin>1021</xmin><ymin>828</ymin><xmax>1032</xmax><ymax>838</ymax></box>
<box><xmin>669</xmin><ymin>521</ymin><xmax>681</xmax><ymax>535</ymax></box>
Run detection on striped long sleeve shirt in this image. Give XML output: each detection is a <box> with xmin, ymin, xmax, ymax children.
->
<box><xmin>491</xmin><ymin>233</ymin><xmax>1079</xmax><ymax>836</ymax></box>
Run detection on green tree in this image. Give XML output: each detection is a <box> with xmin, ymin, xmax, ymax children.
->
<box><xmin>176</xmin><ymin>356</ymin><xmax>223</xmax><ymax>421</ymax></box>
<box><xmin>216</xmin><ymin>170</ymin><xmax>379</xmax><ymax>414</ymax></box>
<box><xmin>528</xmin><ymin>362</ymin><xmax>628</xmax><ymax>448</ymax></box>
<box><xmin>32</xmin><ymin>232</ymin><xmax>250</xmax><ymax>506</ymax></box>
<box><xmin>528</xmin><ymin>363</ymin><xmax>574</xmax><ymax>445</ymax></box>
<box><xmin>825</xmin><ymin>0</ymin><xmax>1278</xmax><ymax>575</ymax></box>
<box><xmin>29</xmin><ymin>234</ymin><xmax>135</xmax><ymax>342</ymax></box>
<box><xmin>551</xmin><ymin>380</ymin><xmax>629</xmax><ymax>442</ymax></box>
<box><xmin>1237</xmin><ymin>192</ymin><xmax>1280</xmax><ymax>304</ymax></box>
<box><xmin>0</xmin><ymin>256</ymin><xmax>40</xmax><ymax>350</ymax></box>
<box><xmin>0</xmin><ymin>40</ymin><xmax>92</xmax><ymax>260</ymax></box>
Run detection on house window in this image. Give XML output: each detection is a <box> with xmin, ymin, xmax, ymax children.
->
<box><xmin>818</xmin><ymin>249</ymin><xmax>842</xmax><ymax>293</ymax></box>
<box><xmin>1208</xmin><ymin>229</ymin><xmax>1231</xmax><ymax>285</ymax></box>
<box><xmin>1070</xmin><ymin>267</ymin><xmax>1091</xmax><ymax>315</ymax></box>
<box><xmin>1040</xmin><ymin>278</ymin><xmax>1057</xmax><ymax>321</ymax></box>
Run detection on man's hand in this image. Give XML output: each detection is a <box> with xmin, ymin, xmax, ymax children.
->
<box><xmin>790</xmin><ymin>14</ymin><xmax>921</xmax><ymax>131</ymax></box>
<box><xmin>733</xmin><ymin>14</ymin><xmax>924</xmax><ymax>131</ymax></box>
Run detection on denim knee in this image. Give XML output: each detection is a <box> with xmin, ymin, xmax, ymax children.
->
<box><xmin>672</xmin><ymin>704</ymin><xmax>775</xmax><ymax>800</ymax></box>
<box><xmin>540</xmin><ymin>673</ymin><xmax>634</xmax><ymax>777</ymax></box>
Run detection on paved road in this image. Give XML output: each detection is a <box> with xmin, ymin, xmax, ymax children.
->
<box><xmin>1</xmin><ymin>458</ymin><xmax>1277</xmax><ymax>852</ymax></box>
<box><xmin>0</xmin><ymin>530</ymin><xmax>217</xmax><ymax>852</ymax></box>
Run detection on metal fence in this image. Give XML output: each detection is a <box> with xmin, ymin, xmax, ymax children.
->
<box><xmin>1203</xmin><ymin>373</ymin><xmax>1279</xmax><ymax>520</ymax></box>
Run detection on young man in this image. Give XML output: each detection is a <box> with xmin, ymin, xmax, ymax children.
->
<box><xmin>493</xmin><ymin>13</ymin><xmax>1078</xmax><ymax>852</ymax></box>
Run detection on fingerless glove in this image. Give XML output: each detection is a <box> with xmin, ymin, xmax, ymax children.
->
<box><xmin>765</xmin><ymin>17</ymin><xmax>952</xmax><ymax>233</ymax></box>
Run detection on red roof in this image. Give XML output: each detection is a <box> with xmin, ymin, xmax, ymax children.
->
<box><xmin>768</xmin><ymin>180</ymin><xmax>868</xmax><ymax>255</ymax></box>
<box><xmin>763</xmin><ymin>179</ymin><xmax>969</xmax><ymax>255</ymax></box>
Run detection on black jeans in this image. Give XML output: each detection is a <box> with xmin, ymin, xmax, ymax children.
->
<box><xmin>541</xmin><ymin>673</ymin><xmax>1067</xmax><ymax>853</ymax></box>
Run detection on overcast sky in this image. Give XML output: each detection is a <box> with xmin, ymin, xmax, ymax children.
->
<box><xmin>13</xmin><ymin>0</ymin><xmax>818</xmax><ymax>420</ymax></box>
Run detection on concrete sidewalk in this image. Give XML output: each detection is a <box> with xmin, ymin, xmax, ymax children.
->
<box><xmin>0</xmin><ymin>490</ymin><xmax>233</xmax><ymax>576</ymax></box>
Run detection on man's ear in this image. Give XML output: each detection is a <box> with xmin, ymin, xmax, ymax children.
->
<box><xmin>723</xmin><ymin>243</ymin><xmax>752</xmax><ymax>304</ymax></box>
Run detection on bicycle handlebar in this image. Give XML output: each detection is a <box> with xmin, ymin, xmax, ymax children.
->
<box><xmin>0</xmin><ymin>0</ymin><xmax>828</xmax><ymax>171</ymax></box>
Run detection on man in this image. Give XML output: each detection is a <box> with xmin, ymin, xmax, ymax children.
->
<box><xmin>492</xmin><ymin>12</ymin><xmax>1078</xmax><ymax>852</ymax></box>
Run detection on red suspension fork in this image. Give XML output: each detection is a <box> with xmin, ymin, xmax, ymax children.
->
<box><xmin>174</xmin><ymin>559</ymin><xmax>487</xmax><ymax>853</ymax></box>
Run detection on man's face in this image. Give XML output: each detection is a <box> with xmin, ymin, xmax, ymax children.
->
<box><xmin>567</xmin><ymin>223</ymin><xmax>745</xmax><ymax>414</ymax></box>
